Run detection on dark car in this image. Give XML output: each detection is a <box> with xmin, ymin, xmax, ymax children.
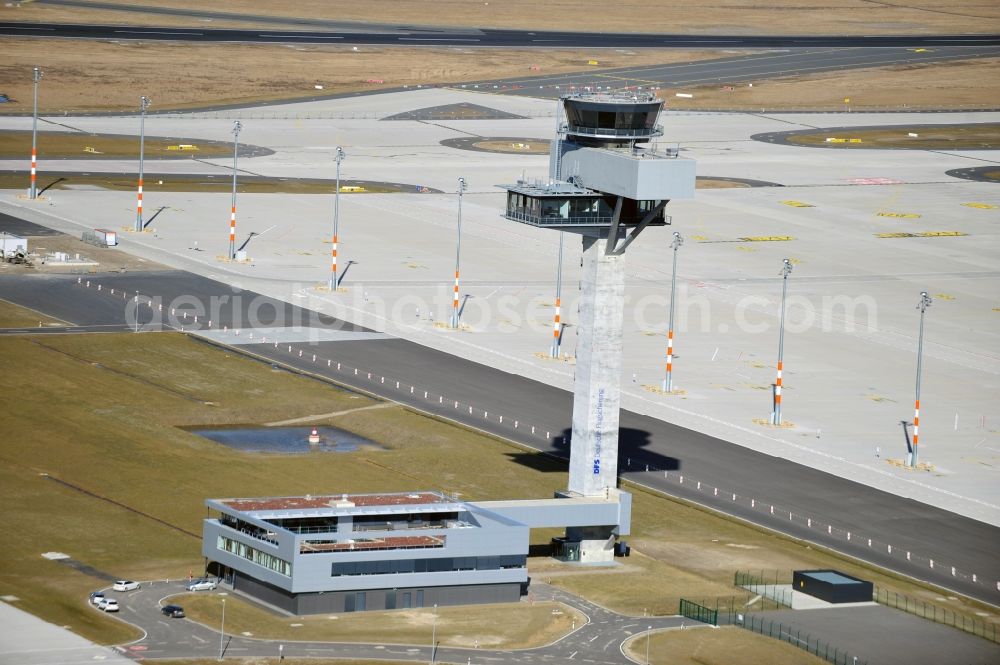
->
<box><xmin>161</xmin><ymin>604</ymin><xmax>185</xmax><ymax>618</ymax></box>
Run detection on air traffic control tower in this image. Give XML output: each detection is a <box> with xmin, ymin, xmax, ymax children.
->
<box><xmin>502</xmin><ymin>92</ymin><xmax>696</xmax><ymax>560</ymax></box>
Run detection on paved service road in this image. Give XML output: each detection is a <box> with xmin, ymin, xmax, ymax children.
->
<box><xmin>462</xmin><ymin>46</ymin><xmax>1000</xmax><ymax>100</ymax></box>
<box><xmin>748</xmin><ymin>605</ymin><xmax>1000</xmax><ymax>665</ymax></box>
<box><xmin>89</xmin><ymin>580</ymin><xmax>1000</xmax><ymax>665</ymax></box>
<box><xmin>100</xmin><ymin>580</ymin><xmax>686</xmax><ymax>664</ymax></box>
<box><xmin>2</xmin><ymin>268</ymin><xmax>998</xmax><ymax>608</ymax></box>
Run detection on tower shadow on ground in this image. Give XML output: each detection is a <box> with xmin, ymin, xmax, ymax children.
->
<box><xmin>504</xmin><ymin>427</ymin><xmax>680</xmax><ymax>474</ymax></box>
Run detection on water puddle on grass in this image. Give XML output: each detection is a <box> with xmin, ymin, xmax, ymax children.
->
<box><xmin>185</xmin><ymin>425</ymin><xmax>381</xmax><ymax>454</ymax></box>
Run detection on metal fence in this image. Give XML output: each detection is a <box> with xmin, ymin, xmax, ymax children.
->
<box><xmin>679</xmin><ymin>598</ymin><xmax>718</xmax><ymax>625</ymax></box>
<box><xmin>733</xmin><ymin>572</ymin><xmax>1000</xmax><ymax>645</ymax></box>
<box><xmin>874</xmin><ymin>586</ymin><xmax>1000</xmax><ymax>644</ymax></box>
<box><xmin>735</xmin><ymin>613</ymin><xmax>867</xmax><ymax>665</ymax></box>
<box><xmin>734</xmin><ymin>570</ymin><xmax>794</xmax><ymax>608</ymax></box>
<box><xmin>676</xmin><ymin>593</ymin><xmax>790</xmax><ymax>625</ymax></box>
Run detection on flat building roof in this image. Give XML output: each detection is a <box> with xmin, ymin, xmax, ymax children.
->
<box><xmin>217</xmin><ymin>491</ymin><xmax>451</xmax><ymax>514</ymax></box>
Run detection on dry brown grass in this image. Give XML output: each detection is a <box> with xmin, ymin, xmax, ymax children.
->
<box><xmin>0</xmin><ymin>38</ymin><xmax>994</xmax><ymax>115</ymax></box>
<box><xmin>662</xmin><ymin>57</ymin><xmax>1000</xmax><ymax>110</ymax></box>
<box><xmin>785</xmin><ymin>123</ymin><xmax>1000</xmax><ymax>148</ymax></box>
<box><xmin>2</xmin><ymin>331</ymin><xmax>997</xmax><ymax>647</ymax></box>
<box><xmin>0</xmin><ymin>298</ymin><xmax>67</xmax><ymax>327</ymax></box>
<box><xmin>0</xmin><ymin>39</ymin><xmax>718</xmax><ymax>114</ymax></box>
<box><xmin>7</xmin><ymin>0</ymin><xmax>1000</xmax><ymax>34</ymax></box>
<box><xmin>625</xmin><ymin>626</ymin><xmax>827</xmax><ymax>665</ymax></box>
<box><xmin>179</xmin><ymin>592</ymin><xmax>581</xmax><ymax>648</ymax></box>
<box><xmin>0</xmin><ymin>131</ymin><xmax>233</xmax><ymax>159</ymax></box>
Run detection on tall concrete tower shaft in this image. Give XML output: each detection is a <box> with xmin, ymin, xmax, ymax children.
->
<box><xmin>569</xmin><ymin>231</ymin><xmax>625</xmax><ymax>496</ymax></box>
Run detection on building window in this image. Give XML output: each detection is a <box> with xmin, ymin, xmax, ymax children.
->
<box><xmin>331</xmin><ymin>555</ymin><xmax>525</xmax><ymax>577</ymax></box>
<box><xmin>217</xmin><ymin>536</ymin><xmax>291</xmax><ymax>577</ymax></box>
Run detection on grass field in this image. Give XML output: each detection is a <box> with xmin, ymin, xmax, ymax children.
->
<box><xmin>660</xmin><ymin>56</ymin><xmax>1000</xmax><ymax>111</ymax></box>
<box><xmin>11</xmin><ymin>0</ymin><xmax>1000</xmax><ymax>35</ymax></box>
<box><xmin>0</xmin><ymin>299</ymin><xmax>67</xmax><ymax>327</ymax></box>
<box><xmin>0</xmin><ymin>172</ymin><xmax>430</xmax><ymax>195</ymax></box>
<box><xmin>0</xmin><ymin>39</ymin><xmax>718</xmax><ymax>114</ymax></box>
<box><xmin>178</xmin><ymin>592</ymin><xmax>580</xmax><ymax>648</ymax></box>
<box><xmin>0</xmin><ymin>330</ymin><xmax>996</xmax><ymax>649</ymax></box>
<box><xmin>783</xmin><ymin>123</ymin><xmax>1000</xmax><ymax>149</ymax></box>
<box><xmin>0</xmin><ymin>131</ymin><xmax>234</xmax><ymax>160</ymax></box>
<box><xmin>624</xmin><ymin>626</ymin><xmax>827</xmax><ymax>665</ymax></box>
<box><xmin>1</xmin><ymin>41</ymin><xmax>998</xmax><ymax>115</ymax></box>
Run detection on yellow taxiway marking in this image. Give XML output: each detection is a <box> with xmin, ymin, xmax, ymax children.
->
<box><xmin>876</xmin><ymin>211</ymin><xmax>922</xmax><ymax>219</ymax></box>
<box><xmin>780</xmin><ymin>200</ymin><xmax>814</xmax><ymax>208</ymax></box>
<box><xmin>876</xmin><ymin>231</ymin><xmax>968</xmax><ymax>238</ymax></box>
<box><xmin>963</xmin><ymin>202</ymin><xmax>998</xmax><ymax>210</ymax></box>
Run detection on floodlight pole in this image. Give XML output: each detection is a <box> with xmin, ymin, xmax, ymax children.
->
<box><xmin>218</xmin><ymin>598</ymin><xmax>225</xmax><ymax>661</ymax></box>
<box><xmin>29</xmin><ymin>66</ymin><xmax>42</xmax><ymax>199</ymax></box>
<box><xmin>429</xmin><ymin>603</ymin><xmax>438</xmax><ymax>664</ymax></box>
<box><xmin>134</xmin><ymin>96</ymin><xmax>151</xmax><ymax>232</ymax></box>
<box><xmin>912</xmin><ymin>291</ymin><xmax>932</xmax><ymax>467</ymax></box>
<box><xmin>551</xmin><ymin>231</ymin><xmax>565</xmax><ymax>358</ymax></box>
<box><xmin>773</xmin><ymin>258</ymin><xmax>793</xmax><ymax>425</ymax></box>
<box><xmin>451</xmin><ymin>178</ymin><xmax>467</xmax><ymax>329</ymax></box>
<box><xmin>662</xmin><ymin>231</ymin><xmax>683</xmax><ymax>392</ymax></box>
<box><xmin>329</xmin><ymin>146</ymin><xmax>345</xmax><ymax>290</ymax></box>
<box><xmin>228</xmin><ymin>121</ymin><xmax>242</xmax><ymax>260</ymax></box>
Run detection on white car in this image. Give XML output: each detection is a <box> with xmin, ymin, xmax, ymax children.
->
<box><xmin>112</xmin><ymin>580</ymin><xmax>140</xmax><ymax>592</ymax></box>
<box><xmin>101</xmin><ymin>599</ymin><xmax>120</xmax><ymax>612</ymax></box>
<box><xmin>186</xmin><ymin>578</ymin><xmax>218</xmax><ymax>591</ymax></box>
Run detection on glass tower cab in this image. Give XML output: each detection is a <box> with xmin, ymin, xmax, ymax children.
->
<box><xmin>561</xmin><ymin>91</ymin><xmax>664</xmax><ymax>147</ymax></box>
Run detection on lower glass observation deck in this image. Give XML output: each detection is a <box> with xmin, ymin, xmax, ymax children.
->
<box><xmin>501</xmin><ymin>180</ymin><xmax>668</xmax><ymax>229</ymax></box>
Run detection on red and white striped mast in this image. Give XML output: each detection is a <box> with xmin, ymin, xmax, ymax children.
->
<box><xmin>911</xmin><ymin>291</ymin><xmax>932</xmax><ymax>466</ymax></box>
<box><xmin>772</xmin><ymin>258</ymin><xmax>793</xmax><ymax>425</ymax></box>
<box><xmin>228</xmin><ymin>121</ymin><xmax>242</xmax><ymax>259</ymax></box>
<box><xmin>134</xmin><ymin>96</ymin><xmax>151</xmax><ymax>232</ymax></box>
<box><xmin>450</xmin><ymin>177</ymin><xmax>467</xmax><ymax>329</ymax></box>
<box><xmin>551</xmin><ymin>232</ymin><xmax>564</xmax><ymax>358</ymax></box>
<box><xmin>329</xmin><ymin>146</ymin><xmax>345</xmax><ymax>291</ymax></box>
<box><xmin>662</xmin><ymin>231</ymin><xmax>683</xmax><ymax>392</ymax></box>
<box><xmin>29</xmin><ymin>67</ymin><xmax>43</xmax><ymax>200</ymax></box>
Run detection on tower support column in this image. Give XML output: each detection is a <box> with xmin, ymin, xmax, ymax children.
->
<box><xmin>568</xmin><ymin>231</ymin><xmax>626</xmax><ymax>498</ymax></box>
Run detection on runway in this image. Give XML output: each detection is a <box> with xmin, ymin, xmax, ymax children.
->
<box><xmin>460</xmin><ymin>46</ymin><xmax>1000</xmax><ymax>100</ymax></box>
<box><xmin>2</xmin><ymin>20</ymin><xmax>1000</xmax><ymax>48</ymax></box>
<box><xmin>0</xmin><ymin>266</ymin><xmax>997</xmax><ymax>607</ymax></box>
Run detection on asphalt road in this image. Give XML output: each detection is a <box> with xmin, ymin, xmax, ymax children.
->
<box><xmin>99</xmin><ymin>579</ymin><xmax>686</xmax><ymax>664</ymax></box>
<box><xmin>752</xmin><ymin>605</ymin><xmax>1000</xmax><ymax>665</ymax></box>
<box><xmin>0</xmin><ymin>212</ymin><xmax>63</xmax><ymax>237</ymax></box>
<box><xmin>461</xmin><ymin>45</ymin><xmax>1000</xmax><ymax>100</ymax></box>
<box><xmin>2</xmin><ymin>21</ymin><xmax>999</xmax><ymax>48</ymax></box>
<box><xmin>2</xmin><ymin>267</ymin><xmax>999</xmax><ymax>608</ymax></box>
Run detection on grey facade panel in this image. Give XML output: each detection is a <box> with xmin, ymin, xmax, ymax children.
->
<box><xmin>234</xmin><ymin>573</ymin><xmax>522</xmax><ymax>615</ymax></box>
<box><xmin>472</xmin><ymin>494</ymin><xmax>630</xmax><ymax>530</ymax></box>
<box><xmin>233</xmin><ymin>571</ymin><xmax>296</xmax><ymax>613</ymax></box>
<box><xmin>560</xmin><ymin>146</ymin><xmax>696</xmax><ymax>200</ymax></box>
<box><xmin>204</xmin><ymin>521</ymin><xmax>294</xmax><ymax>592</ymax></box>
